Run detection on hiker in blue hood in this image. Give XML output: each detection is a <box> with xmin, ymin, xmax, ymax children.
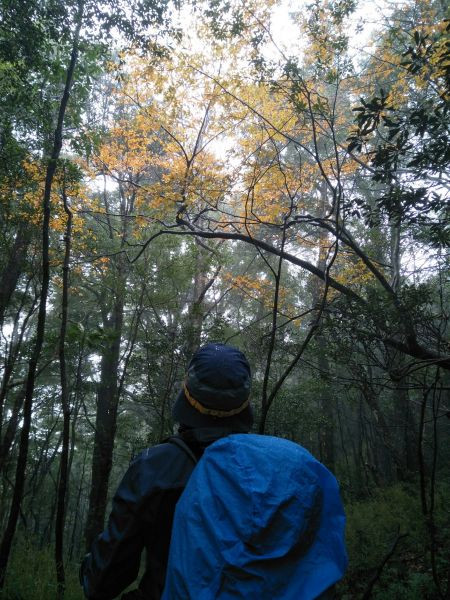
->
<box><xmin>80</xmin><ymin>343</ymin><xmax>347</xmax><ymax>600</ymax></box>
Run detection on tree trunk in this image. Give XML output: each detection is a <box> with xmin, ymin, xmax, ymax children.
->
<box><xmin>55</xmin><ymin>185</ymin><xmax>73</xmax><ymax>598</ymax></box>
<box><xmin>84</xmin><ymin>171</ymin><xmax>134</xmax><ymax>550</ymax></box>
<box><xmin>389</xmin><ymin>221</ymin><xmax>418</xmax><ymax>476</ymax></box>
<box><xmin>68</xmin><ymin>448</ymin><xmax>87</xmax><ymax>561</ymax></box>
<box><xmin>0</xmin><ymin>388</ymin><xmax>26</xmax><ymax>475</ymax></box>
<box><xmin>184</xmin><ymin>242</ymin><xmax>210</xmax><ymax>358</ymax></box>
<box><xmin>0</xmin><ymin>6</ymin><xmax>83</xmax><ymax>586</ymax></box>
<box><xmin>316</xmin><ymin>335</ymin><xmax>334</xmax><ymax>470</ymax></box>
<box><xmin>84</xmin><ymin>293</ymin><xmax>124</xmax><ymax>549</ymax></box>
<box><xmin>0</xmin><ymin>280</ymin><xmax>37</xmax><ymax>466</ymax></box>
<box><xmin>312</xmin><ymin>181</ymin><xmax>335</xmax><ymax>470</ymax></box>
<box><xmin>0</xmin><ymin>223</ymin><xmax>31</xmax><ymax>329</ymax></box>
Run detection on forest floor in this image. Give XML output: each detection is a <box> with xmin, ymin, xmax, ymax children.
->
<box><xmin>1</xmin><ymin>480</ymin><xmax>448</xmax><ymax>599</ymax></box>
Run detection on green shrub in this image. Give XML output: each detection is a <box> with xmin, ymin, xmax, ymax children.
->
<box><xmin>1</xmin><ymin>537</ymin><xmax>83</xmax><ymax>600</ymax></box>
<box><xmin>340</xmin><ymin>481</ymin><xmax>449</xmax><ymax>598</ymax></box>
<box><xmin>345</xmin><ymin>483</ymin><xmax>425</xmax><ymax>571</ymax></box>
<box><xmin>373</xmin><ymin>570</ymin><xmax>436</xmax><ymax>600</ymax></box>
<box><xmin>1</xmin><ymin>481</ymin><xmax>448</xmax><ymax>599</ymax></box>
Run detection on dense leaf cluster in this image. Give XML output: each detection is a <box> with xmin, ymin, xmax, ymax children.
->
<box><xmin>348</xmin><ymin>19</ymin><xmax>449</xmax><ymax>243</ymax></box>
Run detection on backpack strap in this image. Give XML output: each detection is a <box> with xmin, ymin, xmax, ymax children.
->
<box><xmin>168</xmin><ymin>436</ymin><xmax>198</xmax><ymax>465</ymax></box>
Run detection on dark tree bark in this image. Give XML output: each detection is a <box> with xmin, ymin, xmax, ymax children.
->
<box><xmin>0</xmin><ymin>4</ymin><xmax>83</xmax><ymax>586</ymax></box>
<box><xmin>258</xmin><ymin>218</ymin><xmax>288</xmax><ymax>434</ymax></box>
<box><xmin>55</xmin><ymin>183</ymin><xmax>73</xmax><ymax>599</ymax></box>
<box><xmin>83</xmin><ymin>176</ymin><xmax>134</xmax><ymax>549</ymax></box>
<box><xmin>0</xmin><ymin>279</ymin><xmax>37</xmax><ymax>463</ymax></box>
<box><xmin>144</xmin><ymin>225</ymin><xmax>450</xmax><ymax>371</ymax></box>
<box><xmin>0</xmin><ymin>389</ymin><xmax>26</xmax><ymax>475</ymax></box>
<box><xmin>68</xmin><ymin>447</ymin><xmax>87</xmax><ymax>561</ymax></box>
<box><xmin>316</xmin><ymin>335</ymin><xmax>334</xmax><ymax>470</ymax></box>
<box><xmin>0</xmin><ymin>223</ymin><xmax>31</xmax><ymax>330</ymax></box>
<box><xmin>311</xmin><ymin>182</ymin><xmax>335</xmax><ymax>469</ymax></box>
<box><xmin>84</xmin><ymin>291</ymin><xmax>124</xmax><ymax>549</ymax></box>
<box><xmin>184</xmin><ymin>243</ymin><xmax>210</xmax><ymax>358</ymax></box>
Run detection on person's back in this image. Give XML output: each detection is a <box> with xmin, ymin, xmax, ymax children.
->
<box><xmin>80</xmin><ymin>343</ymin><xmax>254</xmax><ymax>600</ymax></box>
<box><xmin>162</xmin><ymin>434</ymin><xmax>347</xmax><ymax>600</ymax></box>
<box><xmin>80</xmin><ymin>343</ymin><xmax>347</xmax><ymax>600</ymax></box>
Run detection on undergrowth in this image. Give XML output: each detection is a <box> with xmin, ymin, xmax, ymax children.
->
<box><xmin>339</xmin><ymin>480</ymin><xmax>450</xmax><ymax>599</ymax></box>
<box><xmin>0</xmin><ymin>537</ymin><xmax>82</xmax><ymax>600</ymax></box>
<box><xmin>0</xmin><ymin>480</ymin><xmax>448</xmax><ymax>599</ymax></box>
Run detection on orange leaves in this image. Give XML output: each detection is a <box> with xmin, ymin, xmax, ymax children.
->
<box><xmin>95</xmin><ymin>116</ymin><xmax>159</xmax><ymax>177</ymax></box>
<box><xmin>97</xmin><ymin>256</ymin><xmax>110</xmax><ymax>268</ymax></box>
<box><xmin>84</xmin><ymin>7</ymin><xmax>366</xmax><ymax>245</ymax></box>
<box><xmin>331</xmin><ymin>252</ymin><xmax>376</xmax><ymax>294</ymax></box>
<box><xmin>410</xmin><ymin>18</ymin><xmax>450</xmax><ymax>100</ymax></box>
<box><xmin>224</xmin><ymin>271</ymin><xmax>275</xmax><ymax>307</ymax></box>
<box><xmin>17</xmin><ymin>159</ymin><xmax>44</xmax><ymax>224</ymax></box>
<box><xmin>5</xmin><ymin>159</ymin><xmax>85</xmax><ymax>234</ymax></box>
<box><xmin>88</xmin><ymin>49</ymin><xmax>240</xmax><ymax>224</ymax></box>
<box><xmin>235</xmin><ymin>165</ymin><xmax>295</xmax><ymax>225</ymax></box>
<box><xmin>223</xmin><ymin>269</ymin><xmax>302</xmax><ymax>323</ymax></box>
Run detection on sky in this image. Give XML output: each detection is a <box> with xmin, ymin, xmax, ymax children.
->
<box><xmin>89</xmin><ymin>0</ymin><xmax>395</xmax><ymax>195</ymax></box>
<box><xmin>269</xmin><ymin>0</ymin><xmax>392</xmax><ymax>68</ymax></box>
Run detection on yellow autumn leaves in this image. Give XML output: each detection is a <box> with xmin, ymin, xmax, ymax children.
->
<box><xmin>77</xmin><ymin>1</ymin><xmax>443</xmax><ymax>296</ymax></box>
<box><xmin>88</xmin><ymin>49</ymin><xmax>358</xmax><ymax>233</ymax></box>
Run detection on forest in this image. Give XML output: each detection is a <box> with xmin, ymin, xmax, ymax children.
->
<box><xmin>0</xmin><ymin>0</ymin><xmax>449</xmax><ymax>598</ymax></box>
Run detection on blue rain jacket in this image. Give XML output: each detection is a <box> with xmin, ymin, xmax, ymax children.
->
<box><xmin>162</xmin><ymin>434</ymin><xmax>347</xmax><ymax>600</ymax></box>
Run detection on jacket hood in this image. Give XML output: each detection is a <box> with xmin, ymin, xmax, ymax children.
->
<box><xmin>163</xmin><ymin>434</ymin><xmax>348</xmax><ymax>599</ymax></box>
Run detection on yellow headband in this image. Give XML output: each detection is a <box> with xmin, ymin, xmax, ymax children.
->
<box><xmin>183</xmin><ymin>382</ymin><xmax>249</xmax><ymax>418</ymax></box>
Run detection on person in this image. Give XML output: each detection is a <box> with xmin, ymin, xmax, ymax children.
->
<box><xmin>80</xmin><ymin>343</ymin><xmax>254</xmax><ymax>600</ymax></box>
<box><xmin>80</xmin><ymin>343</ymin><xmax>347</xmax><ymax>600</ymax></box>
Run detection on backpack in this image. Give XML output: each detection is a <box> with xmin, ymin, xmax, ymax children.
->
<box><xmin>162</xmin><ymin>434</ymin><xmax>347</xmax><ymax>600</ymax></box>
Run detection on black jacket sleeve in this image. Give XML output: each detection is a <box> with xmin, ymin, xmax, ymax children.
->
<box><xmin>80</xmin><ymin>442</ymin><xmax>195</xmax><ymax>600</ymax></box>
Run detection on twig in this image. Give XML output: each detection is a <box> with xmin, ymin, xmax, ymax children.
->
<box><xmin>361</xmin><ymin>529</ymin><xmax>408</xmax><ymax>599</ymax></box>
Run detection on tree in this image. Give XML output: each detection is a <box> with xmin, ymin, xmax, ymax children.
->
<box><xmin>0</xmin><ymin>1</ymin><xmax>449</xmax><ymax>596</ymax></box>
<box><xmin>0</xmin><ymin>0</ymin><xmax>180</xmax><ymax>590</ymax></box>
